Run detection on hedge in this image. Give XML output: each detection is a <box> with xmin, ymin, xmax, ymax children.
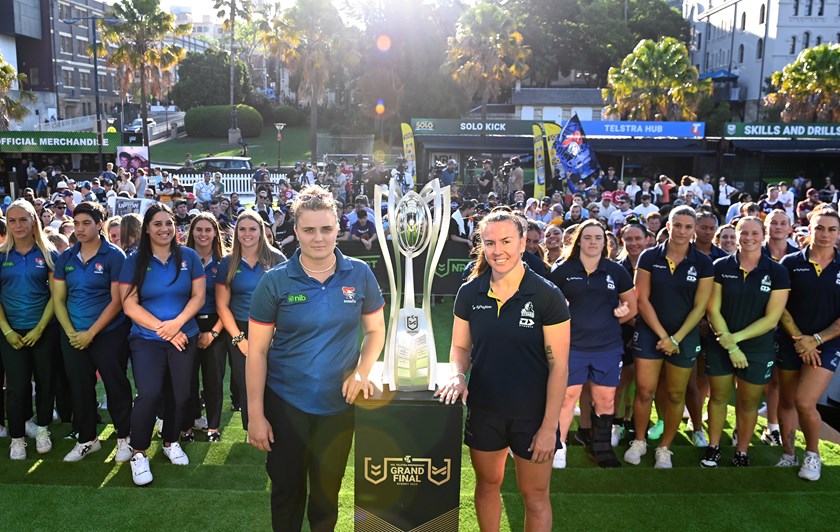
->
<box><xmin>184</xmin><ymin>104</ymin><xmax>263</xmax><ymax>138</ymax></box>
<box><xmin>273</xmin><ymin>105</ymin><xmax>302</xmax><ymax>127</ymax></box>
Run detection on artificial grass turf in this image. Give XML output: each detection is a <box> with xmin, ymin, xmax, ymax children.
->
<box><xmin>2</xmin><ymin>297</ymin><xmax>840</xmax><ymax>530</ymax></box>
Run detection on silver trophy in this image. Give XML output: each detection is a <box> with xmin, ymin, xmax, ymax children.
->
<box><xmin>374</xmin><ymin>178</ymin><xmax>451</xmax><ymax>391</ymax></box>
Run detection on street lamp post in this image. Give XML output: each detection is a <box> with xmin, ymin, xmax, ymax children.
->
<box><xmin>274</xmin><ymin>122</ymin><xmax>286</xmax><ymax>171</ymax></box>
<box><xmin>61</xmin><ymin>15</ymin><xmax>124</xmax><ymax>172</ymax></box>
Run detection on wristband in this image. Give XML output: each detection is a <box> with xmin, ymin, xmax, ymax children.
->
<box><xmin>727</xmin><ymin>346</ymin><xmax>739</xmax><ymax>354</ymax></box>
<box><xmin>814</xmin><ymin>333</ymin><xmax>824</xmax><ymax>346</ymax></box>
<box><xmin>669</xmin><ymin>336</ymin><xmax>679</xmax><ymax>347</ymax></box>
<box><xmin>454</xmin><ymin>372</ymin><xmax>467</xmax><ymax>381</ymax></box>
<box><xmin>231</xmin><ymin>332</ymin><xmax>245</xmax><ymax>345</ymax></box>
<box><xmin>3</xmin><ymin>330</ymin><xmax>11</xmax><ymax>336</ymax></box>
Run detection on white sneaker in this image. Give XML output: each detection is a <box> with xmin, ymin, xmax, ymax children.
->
<box><xmin>10</xmin><ymin>438</ymin><xmax>26</xmax><ymax>460</ymax></box>
<box><xmin>162</xmin><ymin>442</ymin><xmax>189</xmax><ymax>465</ymax></box>
<box><xmin>610</xmin><ymin>424</ymin><xmax>624</xmax><ymax>447</ymax></box>
<box><xmin>0</xmin><ymin>425</ymin><xmax>8</xmax><ymax>438</ymax></box>
<box><xmin>798</xmin><ymin>452</ymin><xmax>821</xmax><ymax>481</ymax></box>
<box><xmin>24</xmin><ymin>419</ymin><xmax>38</xmax><ymax>439</ymax></box>
<box><xmin>552</xmin><ymin>445</ymin><xmax>567</xmax><ymax>469</ymax></box>
<box><xmin>52</xmin><ymin>409</ymin><xmax>59</xmax><ymax>422</ymax></box>
<box><xmin>63</xmin><ymin>439</ymin><xmax>101</xmax><ymax>462</ymax></box>
<box><xmin>35</xmin><ymin>426</ymin><xmax>52</xmax><ymax>455</ymax></box>
<box><xmin>654</xmin><ymin>446</ymin><xmax>673</xmax><ymax>469</ymax></box>
<box><xmin>130</xmin><ymin>453</ymin><xmax>153</xmax><ymax>486</ymax></box>
<box><xmin>692</xmin><ymin>430</ymin><xmax>709</xmax><ymax>448</ymax></box>
<box><xmin>624</xmin><ymin>440</ymin><xmax>647</xmax><ymax>465</ymax></box>
<box><xmin>115</xmin><ymin>437</ymin><xmax>133</xmax><ymax>463</ymax></box>
<box><xmin>776</xmin><ymin>453</ymin><xmax>799</xmax><ymax>468</ymax></box>
<box><xmin>193</xmin><ymin>416</ymin><xmax>208</xmax><ymax>431</ymax></box>
<box><xmin>731</xmin><ymin>429</ymin><xmax>738</xmax><ymax>447</ymax></box>
<box><xmin>757</xmin><ymin>402</ymin><xmax>767</xmax><ymax>416</ymax></box>
<box><xmin>153</xmin><ymin>418</ymin><xmax>163</xmax><ymax>439</ymax></box>
<box><xmin>573</xmin><ymin>405</ymin><xmax>581</xmax><ymax>416</ymax></box>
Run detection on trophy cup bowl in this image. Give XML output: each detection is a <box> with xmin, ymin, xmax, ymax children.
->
<box><xmin>395</xmin><ymin>192</ymin><xmax>432</xmax><ymax>256</ymax></box>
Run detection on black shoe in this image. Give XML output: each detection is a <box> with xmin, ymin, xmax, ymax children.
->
<box><xmin>700</xmin><ymin>445</ymin><xmax>721</xmax><ymax>468</ymax></box>
<box><xmin>574</xmin><ymin>428</ymin><xmax>592</xmax><ymax>447</ymax></box>
<box><xmin>231</xmin><ymin>404</ymin><xmax>242</xmax><ymax>412</ymax></box>
<box><xmin>180</xmin><ymin>431</ymin><xmax>195</xmax><ymax>443</ymax></box>
<box><xmin>64</xmin><ymin>430</ymin><xmax>79</xmax><ymax>441</ymax></box>
<box><xmin>207</xmin><ymin>431</ymin><xmax>221</xmax><ymax>443</ymax></box>
<box><xmin>732</xmin><ymin>452</ymin><xmax>750</xmax><ymax>467</ymax></box>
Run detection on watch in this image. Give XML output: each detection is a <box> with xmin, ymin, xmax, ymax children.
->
<box><xmin>210</xmin><ymin>330</ymin><xmax>220</xmax><ymax>339</ymax></box>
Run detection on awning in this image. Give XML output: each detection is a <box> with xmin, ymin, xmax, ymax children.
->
<box><xmin>700</xmin><ymin>69</ymin><xmax>739</xmax><ymax>81</ymax></box>
<box><xmin>588</xmin><ymin>138</ymin><xmax>713</xmax><ymax>155</ymax></box>
<box><xmin>415</xmin><ymin>135</ymin><xmax>533</xmax><ymax>153</ymax></box>
<box><xmin>731</xmin><ymin>139</ymin><xmax>840</xmax><ymax>154</ymax></box>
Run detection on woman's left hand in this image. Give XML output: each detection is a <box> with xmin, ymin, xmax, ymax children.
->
<box><xmin>342</xmin><ymin>371</ymin><xmax>373</xmax><ymax>404</ymax></box>
<box><xmin>528</xmin><ymin>425</ymin><xmax>557</xmax><ymax>464</ymax></box>
<box><xmin>716</xmin><ymin>332</ymin><xmax>738</xmax><ymax>351</ymax></box>
<box><xmin>21</xmin><ymin>327</ymin><xmax>44</xmax><ymax>347</ymax></box>
<box><xmin>613</xmin><ymin>301</ymin><xmax>630</xmax><ymax>318</ymax></box>
<box><xmin>156</xmin><ymin>320</ymin><xmax>182</xmax><ymax>341</ymax></box>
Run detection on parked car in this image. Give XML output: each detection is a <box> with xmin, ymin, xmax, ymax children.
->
<box><xmin>179</xmin><ymin>156</ymin><xmax>253</xmax><ymax>173</ymax></box>
<box><xmin>124</xmin><ymin>118</ymin><xmax>156</xmax><ymax>133</ymax></box>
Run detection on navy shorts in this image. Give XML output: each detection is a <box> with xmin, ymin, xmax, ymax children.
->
<box><xmin>777</xmin><ymin>334</ymin><xmax>840</xmax><ymax>372</ymax></box>
<box><xmin>568</xmin><ymin>348</ymin><xmax>623</xmax><ymax>387</ymax></box>
<box><xmin>705</xmin><ymin>343</ymin><xmax>775</xmax><ymax>385</ymax></box>
<box><xmin>633</xmin><ymin>326</ymin><xmax>701</xmax><ymax>369</ymax></box>
<box><xmin>464</xmin><ymin>408</ymin><xmax>561</xmax><ymax>460</ymax></box>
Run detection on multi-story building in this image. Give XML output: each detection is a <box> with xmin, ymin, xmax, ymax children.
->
<box><xmin>684</xmin><ymin>0</ymin><xmax>840</xmax><ymax>120</ymax></box>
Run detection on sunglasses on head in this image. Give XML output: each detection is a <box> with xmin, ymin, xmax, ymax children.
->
<box><xmin>300</xmin><ymin>193</ymin><xmax>331</xmax><ymax>201</ymax></box>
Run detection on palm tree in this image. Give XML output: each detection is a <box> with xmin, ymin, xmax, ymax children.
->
<box><xmin>766</xmin><ymin>43</ymin><xmax>840</xmax><ymax>123</ymax></box>
<box><xmin>261</xmin><ymin>0</ymin><xmax>342</xmax><ymax>163</ymax></box>
<box><xmin>445</xmin><ymin>3</ymin><xmax>531</xmax><ymax>120</ymax></box>
<box><xmin>99</xmin><ymin>0</ymin><xmax>191</xmax><ymax>146</ymax></box>
<box><xmin>602</xmin><ymin>37</ymin><xmax>712</xmax><ymax>121</ymax></box>
<box><xmin>214</xmin><ymin>0</ymin><xmax>253</xmax><ymax>140</ymax></box>
<box><xmin>0</xmin><ymin>51</ymin><xmax>34</xmax><ymax>131</ymax></box>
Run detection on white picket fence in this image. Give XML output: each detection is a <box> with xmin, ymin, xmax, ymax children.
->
<box><xmin>174</xmin><ymin>172</ymin><xmax>289</xmax><ymax>200</ymax></box>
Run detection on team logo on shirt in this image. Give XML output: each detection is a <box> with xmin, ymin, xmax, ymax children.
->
<box><xmin>606</xmin><ymin>274</ymin><xmax>615</xmax><ymax>290</ymax></box>
<box><xmin>181</xmin><ymin>260</ymin><xmax>189</xmax><ymax>271</ymax></box>
<box><xmin>519</xmin><ymin>301</ymin><xmax>535</xmax><ymax>328</ymax></box>
<box><xmin>760</xmin><ymin>275</ymin><xmax>772</xmax><ymax>292</ymax></box>
<box><xmin>34</xmin><ymin>257</ymin><xmax>45</xmax><ymax>269</ymax></box>
<box><xmin>686</xmin><ymin>266</ymin><xmax>697</xmax><ymax>283</ymax></box>
<box><xmin>342</xmin><ymin>286</ymin><xmax>356</xmax><ymax>303</ymax></box>
<box><xmin>94</xmin><ymin>263</ymin><xmax>104</xmax><ymax>274</ymax></box>
<box><xmin>835</xmin><ymin>271</ymin><xmax>840</xmax><ymax>286</ymax></box>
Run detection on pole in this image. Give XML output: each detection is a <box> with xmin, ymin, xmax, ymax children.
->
<box><xmin>277</xmin><ymin>137</ymin><xmax>282</xmax><ymax>170</ymax></box>
<box><xmin>92</xmin><ymin>17</ymin><xmax>104</xmax><ymax>172</ymax></box>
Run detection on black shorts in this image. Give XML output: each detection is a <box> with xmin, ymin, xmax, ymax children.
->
<box><xmin>705</xmin><ymin>343</ymin><xmax>775</xmax><ymax>385</ymax></box>
<box><xmin>464</xmin><ymin>408</ymin><xmax>561</xmax><ymax>460</ymax></box>
<box><xmin>777</xmin><ymin>334</ymin><xmax>840</xmax><ymax>372</ymax></box>
<box><xmin>633</xmin><ymin>326</ymin><xmax>701</xmax><ymax>369</ymax></box>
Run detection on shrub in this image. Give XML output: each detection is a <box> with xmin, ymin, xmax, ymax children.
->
<box><xmin>273</xmin><ymin>105</ymin><xmax>302</xmax><ymax>127</ymax></box>
<box><xmin>184</xmin><ymin>104</ymin><xmax>264</xmax><ymax>138</ymax></box>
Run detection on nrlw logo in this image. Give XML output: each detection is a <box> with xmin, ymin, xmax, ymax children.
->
<box><xmin>435</xmin><ymin>259</ymin><xmax>471</xmax><ymax>279</ymax></box>
<box><xmin>364</xmin><ymin>456</ymin><xmax>451</xmax><ymax>487</ymax></box>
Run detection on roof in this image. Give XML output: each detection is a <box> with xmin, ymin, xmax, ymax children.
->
<box><xmin>511</xmin><ymin>88</ymin><xmax>604</xmax><ymax>106</ymax></box>
<box><xmin>700</xmin><ymin>69</ymin><xmax>739</xmax><ymax>81</ymax></box>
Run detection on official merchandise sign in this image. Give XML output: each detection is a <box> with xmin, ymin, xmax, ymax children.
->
<box><xmin>725</xmin><ymin>122</ymin><xmax>840</xmax><ymax>139</ymax></box>
<box><xmin>0</xmin><ymin>132</ymin><xmax>121</xmax><ymax>153</ymax></box>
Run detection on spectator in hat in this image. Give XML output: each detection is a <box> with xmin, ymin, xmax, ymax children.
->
<box><xmin>450</xmin><ymin>199</ymin><xmax>476</xmax><ymax>248</ymax></box>
<box><xmin>60</xmin><ymin>190</ymin><xmax>77</xmax><ymax>215</ymax></box>
<box><xmin>633</xmin><ymin>193</ymin><xmax>659</xmax><ymax>218</ymax></box>
<box><xmin>50</xmin><ymin>199</ymin><xmax>71</xmax><ymax>228</ymax></box>
<box><xmin>486</xmin><ymin>191</ymin><xmax>499</xmax><ymax>210</ymax></box>
<box><xmin>212</xmin><ymin>172</ymin><xmax>225</xmax><ymax>199</ymax></box>
<box><xmin>600</xmin><ymin>191</ymin><xmax>617</xmax><ymax>218</ymax></box>
<box><xmin>534</xmin><ymin>197</ymin><xmax>554</xmax><ymax>224</ymax></box>
<box><xmin>36</xmin><ymin>171</ymin><xmax>49</xmax><ymax>198</ymax></box>
<box><xmin>441</xmin><ymin>159</ymin><xmax>457</xmax><ymax>187</ymax></box>
<box><xmin>602</xmin><ymin>166</ymin><xmax>621</xmax><ymax>191</ymax></box>
<box><xmin>184</xmin><ymin>193</ymin><xmax>198</xmax><ymax>211</ymax></box>
<box><xmin>345</xmin><ymin>195</ymin><xmax>375</xmax><ymax>226</ymax></box>
<box><xmin>91</xmin><ymin>179</ymin><xmax>107</xmax><ymax>202</ymax></box>
<box><xmin>65</xmin><ymin>179</ymin><xmax>83</xmax><ymax>204</ymax></box>
<box><xmin>79</xmin><ymin>181</ymin><xmax>96</xmax><ymax>202</ymax></box>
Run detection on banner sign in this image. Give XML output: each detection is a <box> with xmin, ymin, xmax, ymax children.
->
<box><xmin>400</xmin><ymin>123</ymin><xmax>417</xmax><ymax>181</ymax></box>
<box><xmin>533</xmin><ymin>124</ymin><xmax>546</xmax><ymax>199</ymax></box>
<box><xmin>0</xmin><ymin>132</ymin><xmax>121</xmax><ymax>153</ymax></box>
<box><xmin>411</xmin><ymin>118</ymin><xmax>541</xmax><ymax>136</ymax></box>
<box><xmin>582</xmin><ymin>121</ymin><xmax>705</xmax><ymax>138</ymax></box>
<box><xmin>110</xmin><ymin>197</ymin><xmax>155</xmax><ymax>217</ymax></box>
<box><xmin>553</xmin><ymin>114</ymin><xmax>600</xmax><ymax>179</ymax></box>
<box><xmin>725</xmin><ymin>122</ymin><xmax>840</xmax><ymax>139</ymax></box>
<box><xmin>543</xmin><ymin>122</ymin><xmax>562</xmax><ymax>174</ymax></box>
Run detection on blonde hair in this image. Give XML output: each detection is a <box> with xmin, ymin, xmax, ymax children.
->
<box><xmin>224</xmin><ymin>210</ymin><xmax>284</xmax><ymax>286</ymax></box>
<box><xmin>291</xmin><ymin>185</ymin><xmax>339</xmax><ymax>223</ymax></box>
<box><xmin>0</xmin><ymin>200</ymin><xmax>56</xmax><ymax>270</ymax></box>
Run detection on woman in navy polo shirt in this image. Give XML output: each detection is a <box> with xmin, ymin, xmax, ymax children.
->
<box><xmin>246</xmin><ymin>186</ymin><xmax>385</xmax><ymax>531</ymax></box>
<box><xmin>703</xmin><ymin>216</ymin><xmax>789</xmax><ymax>468</ymax></box>
<box><xmin>0</xmin><ymin>200</ymin><xmax>59</xmax><ymax>460</ymax></box>
<box><xmin>436</xmin><ymin>207</ymin><xmax>570</xmax><ymax>531</ymax></box>
<box><xmin>185</xmin><ymin>213</ymin><xmax>228</xmax><ymax>442</ymax></box>
<box><xmin>776</xmin><ymin>208</ymin><xmax>840</xmax><ymax>480</ymax></box>
<box><xmin>52</xmin><ymin>201</ymin><xmax>132</xmax><ymax>462</ymax></box>
<box><xmin>216</xmin><ymin>210</ymin><xmax>285</xmax><ymax>433</ymax></box>
<box><xmin>119</xmin><ymin>203</ymin><xmax>205</xmax><ymax>486</ymax></box>
<box><xmin>548</xmin><ymin>220</ymin><xmax>636</xmax><ymax>469</ymax></box>
<box><xmin>625</xmin><ymin>206</ymin><xmax>714</xmax><ymax>469</ymax></box>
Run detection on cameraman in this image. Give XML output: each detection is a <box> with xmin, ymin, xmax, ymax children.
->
<box><xmin>392</xmin><ymin>158</ymin><xmax>413</xmax><ymax>194</ymax></box>
<box><xmin>477</xmin><ymin>159</ymin><xmax>495</xmax><ymax>203</ymax></box>
<box><xmin>441</xmin><ymin>159</ymin><xmax>457</xmax><ymax>187</ymax></box>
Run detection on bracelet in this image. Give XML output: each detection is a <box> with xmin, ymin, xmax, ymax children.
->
<box><xmin>728</xmin><ymin>346</ymin><xmax>739</xmax><ymax>354</ymax></box>
<box><xmin>669</xmin><ymin>335</ymin><xmax>679</xmax><ymax>347</ymax></box>
<box><xmin>814</xmin><ymin>333</ymin><xmax>824</xmax><ymax>346</ymax></box>
<box><xmin>2</xmin><ymin>330</ymin><xmax>11</xmax><ymax>336</ymax></box>
<box><xmin>454</xmin><ymin>372</ymin><xmax>467</xmax><ymax>381</ymax></box>
<box><xmin>231</xmin><ymin>332</ymin><xmax>245</xmax><ymax>345</ymax></box>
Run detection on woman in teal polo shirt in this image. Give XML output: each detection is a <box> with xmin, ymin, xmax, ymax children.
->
<box><xmin>626</xmin><ymin>206</ymin><xmax>714</xmax><ymax>469</ymax></box>
<box><xmin>246</xmin><ymin>186</ymin><xmax>385</xmax><ymax>531</ymax></box>
<box><xmin>119</xmin><ymin>203</ymin><xmax>205</xmax><ymax>486</ymax></box>
<box><xmin>702</xmin><ymin>216</ymin><xmax>789</xmax><ymax>468</ymax></box>
<box><xmin>216</xmin><ymin>210</ymin><xmax>285</xmax><ymax>433</ymax></box>
<box><xmin>52</xmin><ymin>201</ymin><xmax>133</xmax><ymax>462</ymax></box>
<box><xmin>0</xmin><ymin>199</ymin><xmax>60</xmax><ymax>460</ymax></box>
<box><xmin>436</xmin><ymin>207</ymin><xmax>570</xmax><ymax>532</ymax></box>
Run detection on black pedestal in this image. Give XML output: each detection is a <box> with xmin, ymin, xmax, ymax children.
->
<box><xmin>355</xmin><ymin>388</ymin><xmax>463</xmax><ymax>531</ymax></box>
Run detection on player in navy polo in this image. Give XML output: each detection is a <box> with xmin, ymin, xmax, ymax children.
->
<box><xmin>548</xmin><ymin>220</ymin><xmax>636</xmax><ymax>469</ymax></box>
<box><xmin>185</xmin><ymin>213</ymin><xmax>229</xmax><ymax>442</ymax></box>
<box><xmin>0</xmin><ymin>200</ymin><xmax>60</xmax><ymax>460</ymax></box>
<box><xmin>246</xmin><ymin>187</ymin><xmax>385</xmax><ymax>531</ymax></box>
<box><xmin>702</xmin><ymin>217</ymin><xmax>790</xmax><ymax>468</ymax></box>
<box><xmin>626</xmin><ymin>206</ymin><xmax>714</xmax><ymax>469</ymax></box>
<box><xmin>216</xmin><ymin>210</ymin><xmax>286</xmax><ymax>434</ymax></box>
<box><xmin>436</xmin><ymin>207</ymin><xmax>570</xmax><ymax>532</ymax></box>
<box><xmin>119</xmin><ymin>203</ymin><xmax>205</xmax><ymax>486</ymax></box>
<box><xmin>52</xmin><ymin>201</ymin><xmax>133</xmax><ymax>463</ymax></box>
<box><xmin>776</xmin><ymin>208</ymin><xmax>840</xmax><ymax>480</ymax></box>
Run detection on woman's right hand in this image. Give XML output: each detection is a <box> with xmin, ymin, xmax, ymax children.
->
<box><xmin>5</xmin><ymin>330</ymin><xmax>23</xmax><ymax>350</ymax></box>
<box><xmin>237</xmin><ymin>338</ymin><xmax>249</xmax><ymax>356</ymax></box>
<box><xmin>434</xmin><ymin>374</ymin><xmax>468</xmax><ymax>405</ymax></box>
<box><xmin>248</xmin><ymin>414</ymin><xmax>274</xmax><ymax>452</ymax></box>
<box><xmin>169</xmin><ymin>331</ymin><xmax>188</xmax><ymax>352</ymax></box>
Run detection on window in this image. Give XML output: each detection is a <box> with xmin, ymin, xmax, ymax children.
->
<box><xmin>80</xmin><ymin>72</ymin><xmax>91</xmax><ymax>89</ymax></box>
<box><xmin>29</xmin><ymin>67</ymin><xmax>39</xmax><ymax>86</ymax></box>
<box><xmin>794</xmin><ymin>0</ymin><xmax>799</xmax><ymax>16</ymax></box>
<box><xmin>759</xmin><ymin>4</ymin><xmax>766</xmax><ymax>23</ymax></box>
<box><xmin>738</xmin><ymin>44</ymin><xmax>744</xmax><ymax>62</ymax></box>
<box><xmin>790</xmin><ymin>35</ymin><xmax>797</xmax><ymax>54</ymax></box>
<box><xmin>697</xmin><ymin>32</ymin><xmax>702</xmax><ymax>50</ymax></box>
<box><xmin>77</xmin><ymin>40</ymin><xmax>89</xmax><ymax>57</ymax></box>
<box><xmin>741</xmin><ymin>12</ymin><xmax>746</xmax><ymax>30</ymax></box>
<box><xmin>62</xmin><ymin>70</ymin><xmax>73</xmax><ymax>87</ymax></box>
<box><xmin>804</xmin><ymin>32</ymin><xmax>810</xmax><ymax>49</ymax></box>
<box><xmin>816</xmin><ymin>36</ymin><xmax>822</xmax><ymax>46</ymax></box>
<box><xmin>58</xmin><ymin>3</ymin><xmax>71</xmax><ymax>20</ymax></box>
<box><xmin>98</xmin><ymin>74</ymin><xmax>106</xmax><ymax>90</ymax></box>
<box><xmin>757</xmin><ymin>38</ymin><xmax>763</xmax><ymax>59</ymax></box>
<box><xmin>60</xmin><ymin>35</ymin><xmax>72</xmax><ymax>54</ymax></box>
<box><xmin>806</xmin><ymin>0</ymin><xmax>813</xmax><ymax>16</ymax></box>
<box><xmin>818</xmin><ymin>0</ymin><xmax>824</xmax><ymax>16</ymax></box>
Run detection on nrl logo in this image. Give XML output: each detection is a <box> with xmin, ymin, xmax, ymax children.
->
<box><xmin>406</xmin><ymin>315</ymin><xmax>419</xmax><ymax>331</ymax></box>
<box><xmin>364</xmin><ymin>456</ymin><xmax>451</xmax><ymax>487</ymax></box>
<box><xmin>435</xmin><ymin>259</ymin><xmax>471</xmax><ymax>278</ymax></box>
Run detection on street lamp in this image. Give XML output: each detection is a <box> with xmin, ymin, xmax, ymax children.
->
<box><xmin>274</xmin><ymin>122</ymin><xmax>286</xmax><ymax>171</ymax></box>
<box><xmin>61</xmin><ymin>15</ymin><xmax>124</xmax><ymax>172</ymax></box>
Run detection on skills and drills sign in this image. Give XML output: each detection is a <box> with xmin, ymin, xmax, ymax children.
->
<box><xmin>0</xmin><ymin>132</ymin><xmax>121</xmax><ymax>153</ymax></box>
<box><xmin>725</xmin><ymin>122</ymin><xmax>840</xmax><ymax>139</ymax></box>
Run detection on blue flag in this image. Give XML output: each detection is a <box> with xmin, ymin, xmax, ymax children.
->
<box><xmin>553</xmin><ymin>114</ymin><xmax>600</xmax><ymax>180</ymax></box>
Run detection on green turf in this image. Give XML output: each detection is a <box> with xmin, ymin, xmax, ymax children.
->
<box><xmin>149</xmin><ymin>125</ymin><xmax>320</xmax><ymax>167</ymax></box>
<box><xmin>1</xmin><ymin>297</ymin><xmax>840</xmax><ymax>530</ymax></box>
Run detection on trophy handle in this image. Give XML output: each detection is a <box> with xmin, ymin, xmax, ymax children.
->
<box><xmin>374</xmin><ymin>183</ymin><xmax>402</xmax><ymax>388</ymax></box>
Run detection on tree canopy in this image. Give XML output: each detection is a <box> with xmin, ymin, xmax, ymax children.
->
<box><xmin>0</xmin><ymin>51</ymin><xmax>33</xmax><ymax>131</ymax></box>
<box><xmin>765</xmin><ymin>43</ymin><xmax>840</xmax><ymax>123</ymax></box>
<box><xmin>170</xmin><ymin>50</ymin><xmax>253</xmax><ymax>111</ymax></box>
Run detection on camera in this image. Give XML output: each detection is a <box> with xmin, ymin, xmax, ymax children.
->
<box><xmin>466</xmin><ymin>156</ymin><xmax>479</xmax><ymax>170</ymax></box>
<box><xmin>430</xmin><ymin>161</ymin><xmax>445</xmax><ymax>178</ymax></box>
